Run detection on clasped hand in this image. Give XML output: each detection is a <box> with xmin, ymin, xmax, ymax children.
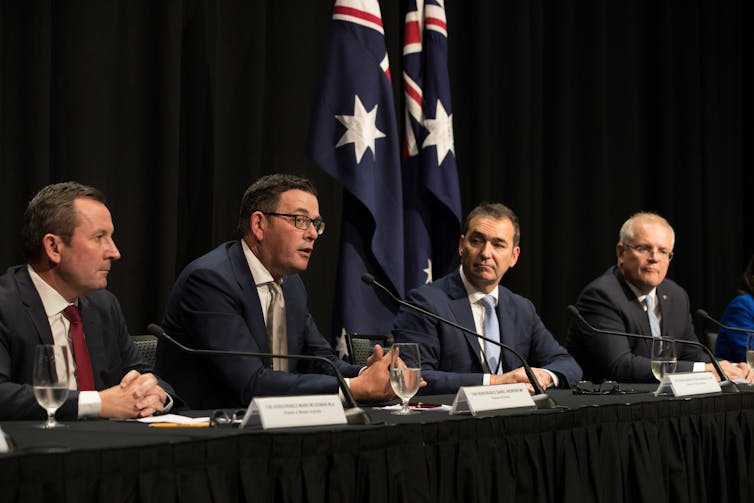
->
<box><xmin>99</xmin><ymin>370</ymin><xmax>168</xmax><ymax>418</ymax></box>
<box><xmin>489</xmin><ymin>366</ymin><xmax>553</xmax><ymax>392</ymax></box>
<box><xmin>350</xmin><ymin>344</ymin><xmax>427</xmax><ymax>402</ymax></box>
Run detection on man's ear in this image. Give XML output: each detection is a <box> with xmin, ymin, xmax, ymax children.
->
<box><xmin>249</xmin><ymin>211</ymin><xmax>266</xmax><ymax>241</ymax></box>
<box><xmin>41</xmin><ymin>233</ymin><xmax>64</xmax><ymax>265</ymax></box>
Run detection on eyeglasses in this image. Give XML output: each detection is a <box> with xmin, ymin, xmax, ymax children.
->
<box><xmin>264</xmin><ymin>212</ymin><xmax>325</xmax><ymax>235</ymax></box>
<box><xmin>623</xmin><ymin>243</ymin><xmax>674</xmax><ymax>261</ymax></box>
<box><xmin>210</xmin><ymin>409</ymin><xmax>246</xmax><ymax>427</ymax></box>
<box><xmin>572</xmin><ymin>381</ymin><xmax>639</xmax><ymax>395</ymax></box>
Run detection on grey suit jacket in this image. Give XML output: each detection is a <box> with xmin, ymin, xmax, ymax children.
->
<box><xmin>0</xmin><ymin>265</ymin><xmax>175</xmax><ymax>420</ymax></box>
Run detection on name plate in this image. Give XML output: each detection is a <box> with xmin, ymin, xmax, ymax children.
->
<box><xmin>655</xmin><ymin>371</ymin><xmax>721</xmax><ymax>397</ymax></box>
<box><xmin>450</xmin><ymin>383</ymin><xmax>536</xmax><ymax>415</ymax></box>
<box><xmin>239</xmin><ymin>394</ymin><xmax>347</xmax><ymax>429</ymax></box>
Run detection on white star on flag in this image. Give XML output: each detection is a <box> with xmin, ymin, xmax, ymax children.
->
<box><xmin>335</xmin><ymin>328</ymin><xmax>349</xmax><ymax>360</ymax></box>
<box><xmin>422</xmin><ymin>99</ymin><xmax>455</xmax><ymax>165</ymax></box>
<box><xmin>423</xmin><ymin>258</ymin><xmax>433</xmax><ymax>284</ymax></box>
<box><xmin>335</xmin><ymin>95</ymin><xmax>386</xmax><ymax>163</ymax></box>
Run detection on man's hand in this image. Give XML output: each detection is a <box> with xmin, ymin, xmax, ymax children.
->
<box><xmin>349</xmin><ymin>348</ymin><xmax>395</xmax><ymax>402</ymax></box>
<box><xmin>489</xmin><ymin>366</ymin><xmax>553</xmax><ymax>392</ymax></box>
<box><xmin>708</xmin><ymin>360</ymin><xmax>754</xmax><ymax>383</ymax></box>
<box><xmin>364</xmin><ymin>344</ymin><xmax>385</xmax><ymax>366</ymax></box>
<box><xmin>99</xmin><ymin>370</ymin><xmax>168</xmax><ymax>418</ymax></box>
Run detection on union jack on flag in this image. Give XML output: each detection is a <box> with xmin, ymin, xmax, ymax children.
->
<box><xmin>307</xmin><ymin>0</ymin><xmax>404</xmax><ymax>355</ymax></box>
<box><xmin>401</xmin><ymin>0</ymin><xmax>462</xmax><ymax>290</ymax></box>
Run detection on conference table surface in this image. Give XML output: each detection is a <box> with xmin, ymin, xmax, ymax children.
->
<box><xmin>1</xmin><ymin>384</ymin><xmax>753</xmax><ymax>503</ymax></box>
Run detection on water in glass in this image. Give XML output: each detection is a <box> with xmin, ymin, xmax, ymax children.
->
<box><xmin>33</xmin><ymin>345</ymin><xmax>70</xmax><ymax>428</ymax></box>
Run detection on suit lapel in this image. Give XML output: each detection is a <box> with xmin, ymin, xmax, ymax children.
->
<box><xmin>228</xmin><ymin>241</ymin><xmax>269</xmax><ymax>351</ymax></box>
<box><xmin>446</xmin><ymin>272</ymin><xmax>484</xmax><ymax>367</ymax></box>
<box><xmin>15</xmin><ymin>267</ymin><xmax>54</xmax><ymax>345</ymax></box>
<box><xmin>615</xmin><ymin>270</ymin><xmax>654</xmax><ymax>351</ymax></box>
<box><xmin>497</xmin><ymin>287</ymin><xmax>520</xmax><ymax>371</ymax></box>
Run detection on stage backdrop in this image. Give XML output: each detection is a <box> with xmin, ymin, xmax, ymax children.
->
<box><xmin>1</xmin><ymin>0</ymin><xmax>752</xmax><ymax>344</ymax></box>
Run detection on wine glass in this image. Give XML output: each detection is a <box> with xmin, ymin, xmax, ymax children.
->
<box><xmin>650</xmin><ymin>338</ymin><xmax>677</xmax><ymax>382</ymax></box>
<box><xmin>389</xmin><ymin>343</ymin><xmax>421</xmax><ymax>415</ymax></box>
<box><xmin>747</xmin><ymin>333</ymin><xmax>754</xmax><ymax>373</ymax></box>
<box><xmin>33</xmin><ymin>345</ymin><xmax>70</xmax><ymax>428</ymax></box>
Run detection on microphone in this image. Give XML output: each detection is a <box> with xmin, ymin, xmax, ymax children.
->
<box><xmin>695</xmin><ymin>309</ymin><xmax>754</xmax><ymax>336</ymax></box>
<box><xmin>567</xmin><ymin>305</ymin><xmax>739</xmax><ymax>392</ymax></box>
<box><xmin>146</xmin><ymin>324</ymin><xmax>371</xmax><ymax>424</ymax></box>
<box><xmin>361</xmin><ymin>273</ymin><xmax>557</xmax><ymax>409</ymax></box>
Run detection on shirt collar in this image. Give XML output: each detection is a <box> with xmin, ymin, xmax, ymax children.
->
<box><xmin>26</xmin><ymin>264</ymin><xmax>73</xmax><ymax>316</ymax></box>
<box><xmin>624</xmin><ymin>280</ymin><xmax>657</xmax><ymax>305</ymax></box>
<box><xmin>241</xmin><ymin>239</ymin><xmax>278</xmax><ymax>287</ymax></box>
<box><xmin>459</xmin><ymin>265</ymin><xmax>499</xmax><ymax>306</ymax></box>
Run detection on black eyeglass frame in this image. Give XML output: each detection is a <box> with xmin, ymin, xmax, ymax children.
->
<box><xmin>210</xmin><ymin>409</ymin><xmax>246</xmax><ymax>427</ymax></box>
<box><xmin>571</xmin><ymin>380</ymin><xmax>641</xmax><ymax>395</ymax></box>
<box><xmin>263</xmin><ymin>212</ymin><xmax>326</xmax><ymax>235</ymax></box>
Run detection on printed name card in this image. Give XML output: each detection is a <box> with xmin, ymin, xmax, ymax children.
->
<box><xmin>450</xmin><ymin>383</ymin><xmax>536</xmax><ymax>415</ymax></box>
<box><xmin>240</xmin><ymin>395</ymin><xmax>347</xmax><ymax>429</ymax></box>
<box><xmin>655</xmin><ymin>371</ymin><xmax>721</xmax><ymax>397</ymax></box>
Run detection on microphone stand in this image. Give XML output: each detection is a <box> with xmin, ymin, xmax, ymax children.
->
<box><xmin>147</xmin><ymin>324</ymin><xmax>371</xmax><ymax>424</ymax></box>
<box><xmin>361</xmin><ymin>273</ymin><xmax>557</xmax><ymax>409</ymax></box>
<box><xmin>567</xmin><ymin>305</ymin><xmax>739</xmax><ymax>393</ymax></box>
<box><xmin>695</xmin><ymin>309</ymin><xmax>754</xmax><ymax>339</ymax></box>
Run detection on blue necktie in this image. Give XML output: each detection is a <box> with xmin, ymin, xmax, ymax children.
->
<box><xmin>644</xmin><ymin>295</ymin><xmax>661</xmax><ymax>338</ymax></box>
<box><xmin>480</xmin><ymin>295</ymin><xmax>501</xmax><ymax>373</ymax></box>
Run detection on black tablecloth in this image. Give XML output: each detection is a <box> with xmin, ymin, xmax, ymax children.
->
<box><xmin>1</xmin><ymin>386</ymin><xmax>753</xmax><ymax>503</ymax></box>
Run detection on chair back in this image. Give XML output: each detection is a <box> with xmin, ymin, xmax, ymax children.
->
<box><xmin>704</xmin><ymin>331</ymin><xmax>719</xmax><ymax>352</ymax></box>
<box><xmin>132</xmin><ymin>335</ymin><xmax>158</xmax><ymax>369</ymax></box>
<box><xmin>346</xmin><ymin>333</ymin><xmax>394</xmax><ymax>366</ymax></box>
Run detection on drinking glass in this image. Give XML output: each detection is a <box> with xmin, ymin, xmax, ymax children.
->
<box><xmin>33</xmin><ymin>345</ymin><xmax>70</xmax><ymax>428</ymax></box>
<box><xmin>650</xmin><ymin>338</ymin><xmax>677</xmax><ymax>382</ymax></box>
<box><xmin>747</xmin><ymin>333</ymin><xmax>754</xmax><ymax>373</ymax></box>
<box><xmin>389</xmin><ymin>343</ymin><xmax>421</xmax><ymax>415</ymax></box>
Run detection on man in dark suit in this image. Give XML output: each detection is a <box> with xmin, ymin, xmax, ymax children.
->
<box><xmin>393</xmin><ymin>203</ymin><xmax>582</xmax><ymax>395</ymax></box>
<box><xmin>568</xmin><ymin>212</ymin><xmax>752</xmax><ymax>382</ymax></box>
<box><xmin>156</xmin><ymin>174</ymin><xmax>394</xmax><ymax>409</ymax></box>
<box><xmin>0</xmin><ymin>182</ymin><xmax>175</xmax><ymax>420</ymax></box>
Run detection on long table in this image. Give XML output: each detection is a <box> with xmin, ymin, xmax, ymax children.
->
<box><xmin>1</xmin><ymin>386</ymin><xmax>753</xmax><ymax>502</ymax></box>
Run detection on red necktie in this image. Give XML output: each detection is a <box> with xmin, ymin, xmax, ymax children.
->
<box><xmin>63</xmin><ymin>305</ymin><xmax>96</xmax><ymax>391</ymax></box>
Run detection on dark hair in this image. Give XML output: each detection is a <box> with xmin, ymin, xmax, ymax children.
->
<box><xmin>740</xmin><ymin>253</ymin><xmax>754</xmax><ymax>295</ymax></box>
<box><xmin>462</xmin><ymin>202</ymin><xmax>521</xmax><ymax>246</ymax></box>
<box><xmin>237</xmin><ymin>174</ymin><xmax>318</xmax><ymax>236</ymax></box>
<box><xmin>21</xmin><ymin>182</ymin><xmax>106</xmax><ymax>262</ymax></box>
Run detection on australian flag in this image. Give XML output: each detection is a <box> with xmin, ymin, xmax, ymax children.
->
<box><xmin>307</xmin><ymin>0</ymin><xmax>405</xmax><ymax>356</ymax></box>
<box><xmin>401</xmin><ymin>0</ymin><xmax>462</xmax><ymax>290</ymax></box>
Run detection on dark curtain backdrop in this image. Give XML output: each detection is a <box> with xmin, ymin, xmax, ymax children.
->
<box><xmin>1</xmin><ymin>0</ymin><xmax>752</xmax><ymax>343</ymax></box>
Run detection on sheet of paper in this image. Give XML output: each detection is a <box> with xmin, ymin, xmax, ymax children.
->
<box><xmin>134</xmin><ymin>414</ymin><xmax>210</xmax><ymax>424</ymax></box>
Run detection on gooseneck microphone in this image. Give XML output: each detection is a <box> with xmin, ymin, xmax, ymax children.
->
<box><xmin>567</xmin><ymin>305</ymin><xmax>739</xmax><ymax>393</ymax></box>
<box><xmin>695</xmin><ymin>309</ymin><xmax>754</xmax><ymax>337</ymax></box>
<box><xmin>147</xmin><ymin>324</ymin><xmax>371</xmax><ymax>424</ymax></box>
<box><xmin>361</xmin><ymin>273</ymin><xmax>557</xmax><ymax>409</ymax></box>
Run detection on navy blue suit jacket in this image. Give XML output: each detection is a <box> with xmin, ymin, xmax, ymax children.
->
<box><xmin>392</xmin><ymin>270</ymin><xmax>582</xmax><ymax>394</ymax></box>
<box><xmin>0</xmin><ymin>265</ymin><xmax>174</xmax><ymax>420</ymax></box>
<box><xmin>156</xmin><ymin>240</ymin><xmax>362</xmax><ymax>409</ymax></box>
<box><xmin>567</xmin><ymin>266</ymin><xmax>709</xmax><ymax>382</ymax></box>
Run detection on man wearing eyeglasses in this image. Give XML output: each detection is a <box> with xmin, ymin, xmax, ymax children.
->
<box><xmin>567</xmin><ymin>212</ymin><xmax>752</xmax><ymax>382</ymax></box>
<box><xmin>156</xmin><ymin>174</ymin><xmax>395</xmax><ymax>409</ymax></box>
